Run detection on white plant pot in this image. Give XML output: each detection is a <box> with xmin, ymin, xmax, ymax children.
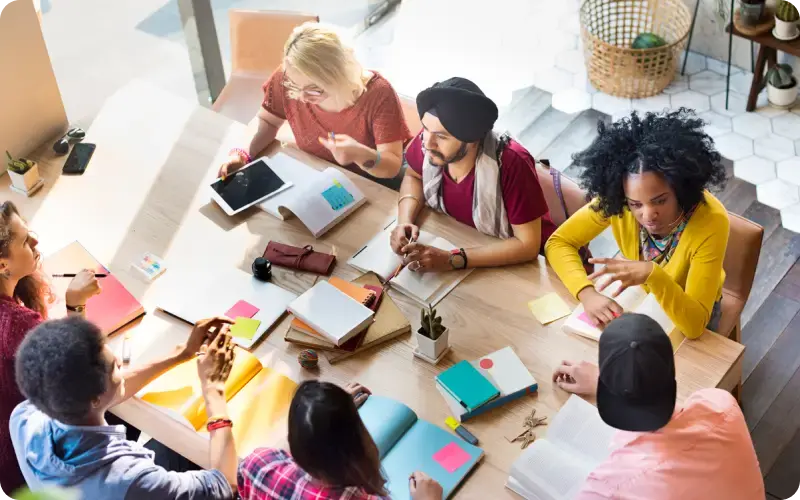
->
<box><xmin>415</xmin><ymin>327</ymin><xmax>449</xmax><ymax>361</ymax></box>
<box><xmin>774</xmin><ymin>18</ymin><xmax>800</xmax><ymax>40</ymax></box>
<box><xmin>767</xmin><ymin>82</ymin><xmax>799</xmax><ymax>108</ymax></box>
<box><xmin>8</xmin><ymin>162</ymin><xmax>40</xmax><ymax>192</ymax></box>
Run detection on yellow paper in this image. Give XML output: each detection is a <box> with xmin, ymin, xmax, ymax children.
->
<box><xmin>528</xmin><ymin>292</ymin><xmax>572</xmax><ymax>325</ymax></box>
<box><xmin>231</xmin><ymin>317</ymin><xmax>261</xmax><ymax>340</ymax></box>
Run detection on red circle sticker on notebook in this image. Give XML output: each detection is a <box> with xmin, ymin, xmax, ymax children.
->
<box><xmin>479</xmin><ymin>358</ymin><xmax>493</xmax><ymax>369</ymax></box>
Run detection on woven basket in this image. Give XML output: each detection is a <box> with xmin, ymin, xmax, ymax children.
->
<box><xmin>580</xmin><ymin>0</ymin><xmax>692</xmax><ymax>98</ymax></box>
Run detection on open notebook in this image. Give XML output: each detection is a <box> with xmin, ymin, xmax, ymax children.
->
<box><xmin>506</xmin><ymin>395</ymin><xmax>616</xmax><ymax>500</ymax></box>
<box><xmin>562</xmin><ymin>283</ymin><xmax>683</xmax><ymax>351</ymax></box>
<box><xmin>359</xmin><ymin>396</ymin><xmax>483</xmax><ymax>499</ymax></box>
<box><xmin>348</xmin><ymin>224</ymin><xmax>472</xmax><ymax>307</ymax></box>
<box><xmin>258</xmin><ymin>153</ymin><xmax>366</xmax><ymax>237</ymax></box>
<box><xmin>43</xmin><ymin>242</ymin><xmax>145</xmax><ymax>336</ymax></box>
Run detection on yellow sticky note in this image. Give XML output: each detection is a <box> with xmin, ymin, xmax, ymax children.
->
<box><xmin>333</xmin><ymin>179</ymin><xmax>342</xmax><ymax>187</ymax></box>
<box><xmin>527</xmin><ymin>293</ymin><xmax>572</xmax><ymax>325</ymax></box>
<box><xmin>230</xmin><ymin>317</ymin><xmax>261</xmax><ymax>340</ymax></box>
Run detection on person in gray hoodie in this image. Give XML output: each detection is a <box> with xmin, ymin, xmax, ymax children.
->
<box><xmin>9</xmin><ymin>315</ymin><xmax>239</xmax><ymax>499</ymax></box>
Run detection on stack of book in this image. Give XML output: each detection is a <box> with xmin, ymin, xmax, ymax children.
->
<box><xmin>436</xmin><ymin>347</ymin><xmax>538</xmax><ymax>422</ymax></box>
<box><xmin>285</xmin><ymin>274</ymin><xmax>411</xmax><ymax>363</ymax></box>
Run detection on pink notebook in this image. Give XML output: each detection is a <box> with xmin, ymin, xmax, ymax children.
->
<box><xmin>43</xmin><ymin>242</ymin><xmax>145</xmax><ymax>335</ymax></box>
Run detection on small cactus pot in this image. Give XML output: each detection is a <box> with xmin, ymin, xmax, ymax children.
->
<box><xmin>774</xmin><ymin>18</ymin><xmax>800</xmax><ymax>40</ymax></box>
<box><xmin>767</xmin><ymin>81</ymin><xmax>798</xmax><ymax>108</ymax></box>
<box><xmin>416</xmin><ymin>327</ymin><xmax>449</xmax><ymax>361</ymax></box>
<box><xmin>8</xmin><ymin>162</ymin><xmax>40</xmax><ymax>192</ymax></box>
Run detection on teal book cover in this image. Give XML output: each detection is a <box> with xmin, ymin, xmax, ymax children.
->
<box><xmin>359</xmin><ymin>396</ymin><xmax>483</xmax><ymax>499</ymax></box>
<box><xmin>435</xmin><ymin>360</ymin><xmax>500</xmax><ymax>411</ymax></box>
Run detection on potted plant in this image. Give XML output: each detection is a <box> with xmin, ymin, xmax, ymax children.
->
<box><xmin>774</xmin><ymin>0</ymin><xmax>799</xmax><ymax>40</ymax></box>
<box><xmin>766</xmin><ymin>63</ymin><xmax>799</xmax><ymax>107</ymax></box>
<box><xmin>739</xmin><ymin>0</ymin><xmax>766</xmax><ymax>28</ymax></box>
<box><xmin>6</xmin><ymin>151</ymin><xmax>41</xmax><ymax>195</ymax></box>
<box><xmin>415</xmin><ymin>305</ymin><xmax>449</xmax><ymax>363</ymax></box>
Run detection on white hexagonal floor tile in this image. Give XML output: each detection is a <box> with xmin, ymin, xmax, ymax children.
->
<box><xmin>728</xmin><ymin>72</ymin><xmax>754</xmax><ymax>96</ymax></box>
<box><xmin>592</xmin><ymin>93</ymin><xmax>632</xmax><ymax>116</ymax></box>
<box><xmin>552</xmin><ymin>88</ymin><xmax>593</xmax><ymax>114</ymax></box>
<box><xmin>796</xmin><ymin>140</ymin><xmax>800</xmax><ymax>155</ymax></box>
<box><xmin>631</xmin><ymin>94</ymin><xmax>671</xmax><ymax>113</ymax></box>
<box><xmin>757</xmin><ymin>179</ymin><xmax>800</xmax><ymax>210</ymax></box>
<box><xmin>777</xmin><ymin>158</ymin><xmax>800</xmax><ymax>186</ymax></box>
<box><xmin>689</xmin><ymin>70</ymin><xmax>727</xmax><ymax>96</ymax></box>
<box><xmin>710</xmin><ymin>91</ymin><xmax>748</xmax><ymax>117</ymax></box>
<box><xmin>714</xmin><ymin>132</ymin><xmax>754</xmax><ymax>161</ymax></box>
<box><xmin>753</xmin><ymin>135</ymin><xmax>795</xmax><ymax>162</ymax></box>
<box><xmin>574</xmin><ymin>72</ymin><xmax>599</xmax><ymax>94</ymax></box>
<box><xmin>555</xmin><ymin>49</ymin><xmax>585</xmax><ymax>74</ymax></box>
<box><xmin>734</xmin><ymin>156</ymin><xmax>776</xmax><ymax>185</ymax></box>
<box><xmin>670</xmin><ymin>90</ymin><xmax>710</xmax><ymax>112</ymax></box>
<box><xmin>756</xmin><ymin>104</ymin><xmax>789</xmax><ymax>119</ymax></box>
<box><xmin>706</xmin><ymin>57</ymin><xmax>742</xmax><ymax>77</ymax></box>
<box><xmin>732</xmin><ymin>113</ymin><xmax>772</xmax><ymax>139</ymax></box>
<box><xmin>679</xmin><ymin>51</ymin><xmax>707</xmax><ymax>75</ymax></box>
<box><xmin>536</xmin><ymin>67</ymin><xmax>575</xmax><ymax>95</ymax></box>
<box><xmin>780</xmin><ymin>203</ymin><xmax>800</xmax><ymax>233</ymax></box>
<box><xmin>663</xmin><ymin>74</ymin><xmax>689</xmax><ymax>95</ymax></box>
<box><xmin>773</xmin><ymin>113</ymin><xmax>800</xmax><ymax>140</ymax></box>
<box><xmin>699</xmin><ymin>111</ymin><xmax>732</xmax><ymax>138</ymax></box>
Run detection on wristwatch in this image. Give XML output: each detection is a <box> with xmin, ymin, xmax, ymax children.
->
<box><xmin>449</xmin><ymin>248</ymin><xmax>467</xmax><ymax>270</ymax></box>
<box><xmin>362</xmin><ymin>150</ymin><xmax>381</xmax><ymax>170</ymax></box>
<box><xmin>66</xmin><ymin>304</ymin><xmax>86</xmax><ymax>313</ymax></box>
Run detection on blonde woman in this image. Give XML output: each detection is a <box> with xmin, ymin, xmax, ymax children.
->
<box><xmin>218</xmin><ymin>22</ymin><xmax>411</xmax><ymax>184</ymax></box>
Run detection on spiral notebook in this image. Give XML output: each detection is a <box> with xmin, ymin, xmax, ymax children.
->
<box><xmin>287</xmin><ymin>280</ymin><xmax>375</xmax><ymax>346</ymax></box>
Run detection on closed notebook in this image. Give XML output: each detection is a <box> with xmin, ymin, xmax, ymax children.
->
<box><xmin>287</xmin><ymin>280</ymin><xmax>375</xmax><ymax>346</ymax></box>
<box><xmin>436</xmin><ymin>360</ymin><xmax>500</xmax><ymax>412</ymax></box>
<box><xmin>290</xmin><ymin>276</ymin><xmax>375</xmax><ymax>345</ymax></box>
<box><xmin>44</xmin><ymin>241</ymin><xmax>145</xmax><ymax>335</ymax></box>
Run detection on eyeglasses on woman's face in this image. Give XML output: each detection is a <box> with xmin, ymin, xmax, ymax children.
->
<box><xmin>282</xmin><ymin>76</ymin><xmax>325</xmax><ymax>97</ymax></box>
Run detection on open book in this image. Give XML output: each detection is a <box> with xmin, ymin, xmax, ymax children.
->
<box><xmin>506</xmin><ymin>395</ymin><xmax>616</xmax><ymax>500</ymax></box>
<box><xmin>562</xmin><ymin>283</ymin><xmax>683</xmax><ymax>350</ymax></box>
<box><xmin>359</xmin><ymin>396</ymin><xmax>483</xmax><ymax>499</ymax></box>
<box><xmin>258</xmin><ymin>153</ymin><xmax>366</xmax><ymax>237</ymax></box>
<box><xmin>348</xmin><ymin>223</ymin><xmax>473</xmax><ymax>307</ymax></box>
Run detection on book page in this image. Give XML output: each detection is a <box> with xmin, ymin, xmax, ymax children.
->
<box><xmin>348</xmin><ymin>226</ymin><xmax>405</xmax><ymax>280</ymax></box>
<box><xmin>282</xmin><ymin>168</ymin><xmax>366</xmax><ymax>236</ymax></box>
<box><xmin>598</xmin><ymin>282</ymin><xmax>647</xmax><ymax>311</ymax></box>
<box><xmin>634</xmin><ymin>294</ymin><xmax>679</xmax><ymax>348</ymax></box>
<box><xmin>546</xmin><ymin>395</ymin><xmax>616</xmax><ymax>464</ymax></box>
<box><xmin>258</xmin><ymin>153</ymin><xmax>321</xmax><ymax>219</ymax></box>
<box><xmin>509</xmin><ymin>439</ymin><xmax>596</xmax><ymax>500</ymax></box>
<box><xmin>391</xmin><ymin>236</ymin><xmax>470</xmax><ymax>305</ymax></box>
<box><xmin>358</xmin><ymin>395</ymin><xmax>418</xmax><ymax>459</ymax></box>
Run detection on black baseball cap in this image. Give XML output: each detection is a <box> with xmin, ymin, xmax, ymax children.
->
<box><xmin>597</xmin><ymin>313</ymin><xmax>676</xmax><ymax>432</ymax></box>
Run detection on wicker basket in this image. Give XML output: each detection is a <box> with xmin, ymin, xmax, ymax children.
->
<box><xmin>580</xmin><ymin>0</ymin><xmax>692</xmax><ymax>98</ymax></box>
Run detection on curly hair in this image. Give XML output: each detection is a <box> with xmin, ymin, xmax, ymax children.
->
<box><xmin>15</xmin><ymin>317</ymin><xmax>110</xmax><ymax>423</ymax></box>
<box><xmin>0</xmin><ymin>201</ymin><xmax>54</xmax><ymax>317</ymax></box>
<box><xmin>573</xmin><ymin>108</ymin><xmax>727</xmax><ymax>218</ymax></box>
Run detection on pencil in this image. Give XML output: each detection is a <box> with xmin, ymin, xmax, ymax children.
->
<box><xmin>52</xmin><ymin>273</ymin><xmax>107</xmax><ymax>278</ymax></box>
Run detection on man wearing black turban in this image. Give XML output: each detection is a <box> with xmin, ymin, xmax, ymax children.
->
<box><xmin>390</xmin><ymin>77</ymin><xmax>556</xmax><ymax>273</ymax></box>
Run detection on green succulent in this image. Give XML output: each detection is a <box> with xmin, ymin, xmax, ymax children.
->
<box><xmin>767</xmin><ymin>63</ymin><xmax>796</xmax><ymax>90</ymax></box>
<box><xmin>777</xmin><ymin>0</ymin><xmax>799</xmax><ymax>22</ymax></box>
<box><xmin>419</xmin><ymin>304</ymin><xmax>446</xmax><ymax>340</ymax></box>
<box><xmin>6</xmin><ymin>150</ymin><xmax>34</xmax><ymax>174</ymax></box>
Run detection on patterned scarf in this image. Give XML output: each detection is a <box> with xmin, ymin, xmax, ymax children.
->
<box><xmin>640</xmin><ymin>204</ymin><xmax>698</xmax><ymax>265</ymax></box>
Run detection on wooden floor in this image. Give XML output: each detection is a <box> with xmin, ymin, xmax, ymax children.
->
<box><xmin>501</xmin><ymin>86</ymin><xmax>800</xmax><ymax>499</ymax></box>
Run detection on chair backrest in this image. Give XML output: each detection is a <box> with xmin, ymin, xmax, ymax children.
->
<box><xmin>723</xmin><ymin>212</ymin><xmax>763</xmax><ymax>300</ymax></box>
<box><xmin>398</xmin><ymin>94</ymin><xmax>422</xmax><ymax>137</ymax></box>
<box><xmin>229</xmin><ymin>10</ymin><xmax>319</xmax><ymax>76</ymax></box>
<box><xmin>534</xmin><ymin>161</ymin><xmax>590</xmax><ymax>226</ymax></box>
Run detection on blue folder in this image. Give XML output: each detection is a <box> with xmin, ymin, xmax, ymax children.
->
<box><xmin>435</xmin><ymin>360</ymin><xmax>500</xmax><ymax>412</ymax></box>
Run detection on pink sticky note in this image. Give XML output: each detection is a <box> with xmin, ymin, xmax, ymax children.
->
<box><xmin>225</xmin><ymin>300</ymin><xmax>259</xmax><ymax>319</ymax></box>
<box><xmin>432</xmin><ymin>442</ymin><xmax>471</xmax><ymax>473</ymax></box>
<box><xmin>578</xmin><ymin>311</ymin><xmax>594</xmax><ymax>326</ymax></box>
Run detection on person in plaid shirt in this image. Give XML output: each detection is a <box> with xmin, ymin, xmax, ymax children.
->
<box><xmin>238</xmin><ymin>381</ymin><xmax>443</xmax><ymax>500</ymax></box>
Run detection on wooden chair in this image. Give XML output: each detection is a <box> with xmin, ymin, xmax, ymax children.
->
<box><xmin>212</xmin><ymin>10</ymin><xmax>318</xmax><ymax>125</ymax></box>
<box><xmin>399</xmin><ymin>94</ymin><xmax>422</xmax><ymax>137</ymax></box>
<box><xmin>718</xmin><ymin>213</ymin><xmax>763</xmax><ymax>343</ymax></box>
<box><xmin>534</xmin><ymin>160</ymin><xmax>590</xmax><ymax>226</ymax></box>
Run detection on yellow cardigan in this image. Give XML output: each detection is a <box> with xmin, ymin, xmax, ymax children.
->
<box><xmin>544</xmin><ymin>192</ymin><xmax>729</xmax><ymax>339</ymax></box>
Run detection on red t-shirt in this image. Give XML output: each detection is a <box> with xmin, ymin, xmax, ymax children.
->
<box><xmin>406</xmin><ymin>133</ymin><xmax>556</xmax><ymax>250</ymax></box>
<box><xmin>262</xmin><ymin>70</ymin><xmax>411</xmax><ymax>172</ymax></box>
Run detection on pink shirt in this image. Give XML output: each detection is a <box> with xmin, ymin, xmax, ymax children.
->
<box><xmin>406</xmin><ymin>133</ymin><xmax>556</xmax><ymax>249</ymax></box>
<box><xmin>576</xmin><ymin>389</ymin><xmax>764</xmax><ymax>500</ymax></box>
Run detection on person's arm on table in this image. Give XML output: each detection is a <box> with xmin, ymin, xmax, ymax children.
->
<box><xmin>390</xmin><ymin>169</ymin><xmax>424</xmax><ymax>254</ymax></box>
<box><xmin>461</xmin><ymin>218</ymin><xmax>542</xmax><ymax>268</ymax></box>
<box><xmin>218</xmin><ymin>107</ymin><xmax>285</xmax><ymax>178</ymax></box>
<box><xmin>111</xmin><ymin>317</ymin><xmax>233</xmax><ymax>406</ymax></box>
<box><xmin>318</xmin><ymin>134</ymin><xmax>404</xmax><ymax>179</ymax></box>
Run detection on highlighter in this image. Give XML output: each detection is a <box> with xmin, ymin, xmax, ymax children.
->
<box><xmin>445</xmin><ymin>416</ymin><xmax>478</xmax><ymax>445</ymax></box>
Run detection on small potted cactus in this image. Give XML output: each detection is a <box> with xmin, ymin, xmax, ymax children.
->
<box><xmin>774</xmin><ymin>0</ymin><xmax>799</xmax><ymax>41</ymax></box>
<box><xmin>415</xmin><ymin>304</ymin><xmax>449</xmax><ymax>363</ymax></box>
<box><xmin>766</xmin><ymin>64</ymin><xmax>798</xmax><ymax>108</ymax></box>
<box><xmin>6</xmin><ymin>151</ymin><xmax>42</xmax><ymax>195</ymax></box>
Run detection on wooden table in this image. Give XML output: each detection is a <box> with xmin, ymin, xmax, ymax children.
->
<box><xmin>726</xmin><ymin>23</ymin><xmax>800</xmax><ymax>111</ymax></box>
<box><xmin>10</xmin><ymin>80</ymin><xmax>745</xmax><ymax>498</ymax></box>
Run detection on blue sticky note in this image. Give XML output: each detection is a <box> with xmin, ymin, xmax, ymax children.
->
<box><xmin>321</xmin><ymin>183</ymin><xmax>355</xmax><ymax>211</ymax></box>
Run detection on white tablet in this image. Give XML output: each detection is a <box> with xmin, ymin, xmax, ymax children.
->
<box><xmin>210</xmin><ymin>159</ymin><xmax>293</xmax><ymax>215</ymax></box>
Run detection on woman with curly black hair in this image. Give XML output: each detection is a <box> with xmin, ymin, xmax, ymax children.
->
<box><xmin>545</xmin><ymin>109</ymin><xmax>729</xmax><ymax>339</ymax></box>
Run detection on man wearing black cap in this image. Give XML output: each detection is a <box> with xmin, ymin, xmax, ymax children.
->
<box><xmin>553</xmin><ymin>313</ymin><xmax>764</xmax><ymax>499</ymax></box>
<box><xmin>389</xmin><ymin>77</ymin><xmax>556</xmax><ymax>273</ymax></box>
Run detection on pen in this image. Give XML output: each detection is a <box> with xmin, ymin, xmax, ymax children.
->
<box><xmin>52</xmin><ymin>273</ymin><xmax>107</xmax><ymax>278</ymax></box>
<box><xmin>121</xmin><ymin>336</ymin><xmax>131</xmax><ymax>367</ymax></box>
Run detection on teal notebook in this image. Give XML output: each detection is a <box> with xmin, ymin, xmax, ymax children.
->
<box><xmin>435</xmin><ymin>360</ymin><xmax>500</xmax><ymax>412</ymax></box>
<box><xmin>358</xmin><ymin>396</ymin><xmax>483</xmax><ymax>499</ymax></box>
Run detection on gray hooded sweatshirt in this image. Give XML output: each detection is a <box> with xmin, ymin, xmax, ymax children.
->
<box><xmin>10</xmin><ymin>401</ymin><xmax>232</xmax><ymax>499</ymax></box>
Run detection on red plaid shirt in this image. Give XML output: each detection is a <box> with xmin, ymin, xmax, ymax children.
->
<box><xmin>238</xmin><ymin>448</ymin><xmax>390</xmax><ymax>500</ymax></box>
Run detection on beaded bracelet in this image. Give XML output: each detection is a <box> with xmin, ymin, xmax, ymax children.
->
<box><xmin>207</xmin><ymin>419</ymin><xmax>233</xmax><ymax>432</ymax></box>
<box><xmin>229</xmin><ymin>148</ymin><xmax>252</xmax><ymax>164</ymax></box>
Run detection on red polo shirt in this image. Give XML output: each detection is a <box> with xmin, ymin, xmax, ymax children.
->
<box><xmin>406</xmin><ymin>133</ymin><xmax>556</xmax><ymax>250</ymax></box>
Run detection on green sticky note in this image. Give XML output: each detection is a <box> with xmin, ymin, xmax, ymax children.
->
<box><xmin>230</xmin><ymin>317</ymin><xmax>261</xmax><ymax>340</ymax></box>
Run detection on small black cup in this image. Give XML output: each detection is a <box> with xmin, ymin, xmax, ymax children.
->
<box><xmin>252</xmin><ymin>257</ymin><xmax>272</xmax><ymax>281</ymax></box>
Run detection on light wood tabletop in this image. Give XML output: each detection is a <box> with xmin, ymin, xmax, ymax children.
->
<box><xmin>8</xmin><ymin>80</ymin><xmax>745</xmax><ymax>498</ymax></box>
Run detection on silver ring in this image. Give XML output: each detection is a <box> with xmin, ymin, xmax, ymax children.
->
<box><xmin>411</xmin><ymin>261</ymin><xmax>421</xmax><ymax>271</ymax></box>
